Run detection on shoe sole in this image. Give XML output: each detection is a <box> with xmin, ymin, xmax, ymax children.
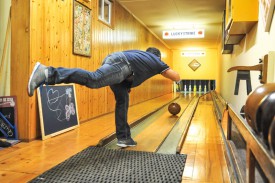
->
<box><xmin>116</xmin><ymin>143</ymin><xmax>137</xmax><ymax>148</ymax></box>
<box><xmin>27</xmin><ymin>62</ymin><xmax>41</xmax><ymax>96</ymax></box>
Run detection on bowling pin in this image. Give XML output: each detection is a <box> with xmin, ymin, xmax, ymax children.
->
<box><xmin>184</xmin><ymin>85</ymin><xmax>187</xmax><ymax>94</ymax></box>
<box><xmin>199</xmin><ymin>85</ymin><xmax>201</xmax><ymax>93</ymax></box>
<box><xmin>176</xmin><ymin>83</ymin><xmax>180</xmax><ymax>91</ymax></box>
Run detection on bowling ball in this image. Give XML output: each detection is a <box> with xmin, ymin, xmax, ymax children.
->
<box><xmin>268</xmin><ymin>118</ymin><xmax>275</xmax><ymax>157</ymax></box>
<box><xmin>168</xmin><ymin>102</ymin><xmax>181</xmax><ymax>115</ymax></box>
<box><xmin>244</xmin><ymin>83</ymin><xmax>275</xmax><ymax>132</ymax></box>
<box><xmin>257</xmin><ymin>92</ymin><xmax>275</xmax><ymax>145</ymax></box>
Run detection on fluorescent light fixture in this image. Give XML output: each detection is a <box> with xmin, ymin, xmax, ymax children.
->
<box><xmin>163</xmin><ymin>29</ymin><xmax>204</xmax><ymax>39</ymax></box>
<box><xmin>181</xmin><ymin>51</ymin><xmax>206</xmax><ymax>57</ymax></box>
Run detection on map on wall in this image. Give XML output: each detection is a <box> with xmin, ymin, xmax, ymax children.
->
<box><xmin>73</xmin><ymin>0</ymin><xmax>91</xmax><ymax>57</ymax></box>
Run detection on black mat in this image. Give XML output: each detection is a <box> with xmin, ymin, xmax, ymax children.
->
<box><xmin>29</xmin><ymin>146</ymin><xmax>187</xmax><ymax>183</ymax></box>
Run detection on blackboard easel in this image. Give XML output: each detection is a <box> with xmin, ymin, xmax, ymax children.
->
<box><xmin>38</xmin><ymin>84</ymin><xmax>79</xmax><ymax>140</ymax></box>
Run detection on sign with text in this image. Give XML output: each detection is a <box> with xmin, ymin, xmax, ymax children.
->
<box><xmin>0</xmin><ymin>96</ymin><xmax>18</xmax><ymax>139</ymax></box>
<box><xmin>181</xmin><ymin>51</ymin><xmax>206</xmax><ymax>57</ymax></box>
<box><xmin>163</xmin><ymin>29</ymin><xmax>204</xmax><ymax>39</ymax></box>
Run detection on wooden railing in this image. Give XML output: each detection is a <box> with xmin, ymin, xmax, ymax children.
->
<box><xmin>211</xmin><ymin>91</ymin><xmax>275</xmax><ymax>183</ymax></box>
<box><xmin>227</xmin><ymin>104</ymin><xmax>275</xmax><ymax>183</ymax></box>
<box><xmin>211</xmin><ymin>91</ymin><xmax>240</xmax><ymax>183</ymax></box>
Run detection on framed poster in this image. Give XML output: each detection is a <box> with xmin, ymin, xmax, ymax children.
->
<box><xmin>259</xmin><ymin>0</ymin><xmax>275</xmax><ymax>32</ymax></box>
<box><xmin>73</xmin><ymin>0</ymin><xmax>91</xmax><ymax>57</ymax></box>
<box><xmin>38</xmin><ymin>84</ymin><xmax>79</xmax><ymax>140</ymax></box>
<box><xmin>0</xmin><ymin>96</ymin><xmax>18</xmax><ymax>139</ymax></box>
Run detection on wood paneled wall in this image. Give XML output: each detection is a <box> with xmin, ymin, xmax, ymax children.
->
<box><xmin>11</xmin><ymin>0</ymin><xmax>173</xmax><ymax>141</ymax></box>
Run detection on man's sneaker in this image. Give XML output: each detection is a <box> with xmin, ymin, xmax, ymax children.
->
<box><xmin>28</xmin><ymin>62</ymin><xmax>48</xmax><ymax>97</ymax></box>
<box><xmin>117</xmin><ymin>138</ymin><xmax>137</xmax><ymax>147</ymax></box>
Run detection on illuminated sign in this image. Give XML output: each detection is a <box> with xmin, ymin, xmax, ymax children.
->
<box><xmin>163</xmin><ymin>29</ymin><xmax>204</xmax><ymax>39</ymax></box>
<box><xmin>181</xmin><ymin>51</ymin><xmax>206</xmax><ymax>57</ymax></box>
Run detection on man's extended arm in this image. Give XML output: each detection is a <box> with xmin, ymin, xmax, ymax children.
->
<box><xmin>161</xmin><ymin>68</ymin><xmax>180</xmax><ymax>82</ymax></box>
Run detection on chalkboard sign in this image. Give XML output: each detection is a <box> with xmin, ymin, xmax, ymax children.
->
<box><xmin>0</xmin><ymin>96</ymin><xmax>18</xmax><ymax>139</ymax></box>
<box><xmin>38</xmin><ymin>84</ymin><xmax>79</xmax><ymax>140</ymax></box>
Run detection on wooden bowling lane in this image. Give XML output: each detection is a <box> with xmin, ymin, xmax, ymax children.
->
<box><xmin>105</xmin><ymin>94</ymin><xmax>197</xmax><ymax>152</ymax></box>
<box><xmin>125</xmin><ymin>95</ymin><xmax>197</xmax><ymax>152</ymax></box>
<box><xmin>180</xmin><ymin>93</ymin><xmax>230</xmax><ymax>183</ymax></box>
<box><xmin>158</xmin><ymin>96</ymin><xmax>199</xmax><ymax>154</ymax></box>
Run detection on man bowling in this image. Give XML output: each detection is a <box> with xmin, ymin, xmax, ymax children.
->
<box><xmin>28</xmin><ymin>47</ymin><xmax>180</xmax><ymax>147</ymax></box>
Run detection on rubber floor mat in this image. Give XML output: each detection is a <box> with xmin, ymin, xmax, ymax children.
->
<box><xmin>29</xmin><ymin>146</ymin><xmax>187</xmax><ymax>183</ymax></box>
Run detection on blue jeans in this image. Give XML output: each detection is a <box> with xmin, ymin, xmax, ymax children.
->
<box><xmin>46</xmin><ymin>52</ymin><xmax>133</xmax><ymax>140</ymax></box>
<box><xmin>110</xmin><ymin>82</ymin><xmax>131</xmax><ymax>140</ymax></box>
<box><xmin>47</xmin><ymin>52</ymin><xmax>132</xmax><ymax>88</ymax></box>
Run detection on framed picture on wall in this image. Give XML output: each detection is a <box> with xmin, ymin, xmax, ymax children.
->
<box><xmin>259</xmin><ymin>0</ymin><xmax>275</xmax><ymax>32</ymax></box>
<box><xmin>73</xmin><ymin>0</ymin><xmax>91</xmax><ymax>57</ymax></box>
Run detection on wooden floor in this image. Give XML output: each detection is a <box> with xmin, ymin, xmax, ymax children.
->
<box><xmin>0</xmin><ymin>93</ymin><xmax>230</xmax><ymax>183</ymax></box>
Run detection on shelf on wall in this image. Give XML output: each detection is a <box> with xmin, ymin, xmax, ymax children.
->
<box><xmin>222</xmin><ymin>10</ymin><xmax>233</xmax><ymax>54</ymax></box>
<box><xmin>224</xmin><ymin>0</ymin><xmax>259</xmax><ymax>45</ymax></box>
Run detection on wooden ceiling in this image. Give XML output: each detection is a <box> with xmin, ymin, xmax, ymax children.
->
<box><xmin>117</xmin><ymin>0</ymin><xmax>226</xmax><ymax>50</ymax></box>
